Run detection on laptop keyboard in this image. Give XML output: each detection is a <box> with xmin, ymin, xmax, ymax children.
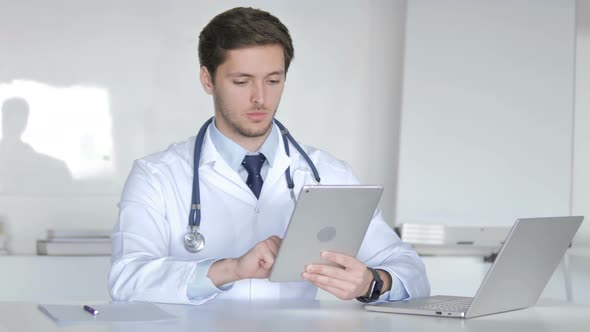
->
<box><xmin>414</xmin><ymin>298</ymin><xmax>473</xmax><ymax>313</ymax></box>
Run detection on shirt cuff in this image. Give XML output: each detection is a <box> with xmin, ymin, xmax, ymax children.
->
<box><xmin>187</xmin><ymin>258</ymin><xmax>234</xmax><ymax>300</ymax></box>
<box><xmin>375</xmin><ymin>267</ymin><xmax>409</xmax><ymax>302</ymax></box>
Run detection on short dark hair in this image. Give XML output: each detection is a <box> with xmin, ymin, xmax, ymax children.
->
<box><xmin>198</xmin><ymin>7</ymin><xmax>294</xmax><ymax>81</ymax></box>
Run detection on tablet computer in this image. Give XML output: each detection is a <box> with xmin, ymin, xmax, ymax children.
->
<box><xmin>269</xmin><ymin>185</ymin><xmax>383</xmax><ymax>282</ymax></box>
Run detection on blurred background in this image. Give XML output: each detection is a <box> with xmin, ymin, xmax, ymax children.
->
<box><xmin>0</xmin><ymin>0</ymin><xmax>589</xmax><ymax>303</ymax></box>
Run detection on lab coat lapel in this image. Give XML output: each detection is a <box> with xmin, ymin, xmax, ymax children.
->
<box><xmin>198</xmin><ymin>127</ymin><xmax>256</xmax><ymax>205</ymax></box>
<box><xmin>260</xmin><ymin>131</ymin><xmax>292</xmax><ymax>198</ymax></box>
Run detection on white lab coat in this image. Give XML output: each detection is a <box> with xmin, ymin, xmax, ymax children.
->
<box><xmin>109</xmin><ymin>123</ymin><xmax>430</xmax><ymax>304</ymax></box>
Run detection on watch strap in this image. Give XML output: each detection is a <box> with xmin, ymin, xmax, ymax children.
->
<box><xmin>356</xmin><ymin>268</ymin><xmax>383</xmax><ymax>303</ymax></box>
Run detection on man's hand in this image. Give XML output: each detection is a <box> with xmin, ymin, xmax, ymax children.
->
<box><xmin>301</xmin><ymin>251</ymin><xmax>391</xmax><ymax>300</ymax></box>
<box><xmin>233</xmin><ymin>235</ymin><xmax>282</xmax><ymax>279</ymax></box>
<box><xmin>208</xmin><ymin>236</ymin><xmax>281</xmax><ymax>287</ymax></box>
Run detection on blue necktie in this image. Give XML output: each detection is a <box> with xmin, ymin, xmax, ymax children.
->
<box><xmin>242</xmin><ymin>154</ymin><xmax>266</xmax><ymax>199</ymax></box>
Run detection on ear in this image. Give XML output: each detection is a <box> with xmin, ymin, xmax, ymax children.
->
<box><xmin>200</xmin><ymin>66</ymin><xmax>214</xmax><ymax>95</ymax></box>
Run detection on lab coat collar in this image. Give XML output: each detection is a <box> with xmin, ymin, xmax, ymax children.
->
<box><xmin>201</xmin><ymin>126</ymin><xmax>252</xmax><ymax>203</ymax></box>
<box><xmin>194</xmin><ymin>122</ymin><xmax>292</xmax><ymax>205</ymax></box>
<box><xmin>209</xmin><ymin>118</ymin><xmax>279</xmax><ymax>170</ymax></box>
<box><xmin>198</xmin><ymin>125</ymin><xmax>219</xmax><ymax>167</ymax></box>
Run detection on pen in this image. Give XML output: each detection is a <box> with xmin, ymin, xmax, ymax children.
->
<box><xmin>83</xmin><ymin>305</ymin><xmax>99</xmax><ymax>316</ymax></box>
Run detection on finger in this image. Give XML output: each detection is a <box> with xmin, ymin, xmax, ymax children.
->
<box><xmin>305</xmin><ymin>264</ymin><xmax>363</xmax><ymax>284</ymax></box>
<box><xmin>302</xmin><ymin>273</ymin><xmax>355</xmax><ymax>300</ymax></box>
<box><xmin>259</xmin><ymin>260</ymin><xmax>273</xmax><ymax>270</ymax></box>
<box><xmin>302</xmin><ymin>271</ymin><xmax>352</xmax><ymax>293</ymax></box>
<box><xmin>313</xmin><ymin>283</ymin><xmax>351</xmax><ymax>301</ymax></box>
<box><xmin>263</xmin><ymin>237</ymin><xmax>280</xmax><ymax>257</ymax></box>
<box><xmin>321</xmin><ymin>251</ymin><xmax>363</xmax><ymax>269</ymax></box>
<box><xmin>265</xmin><ymin>240</ymin><xmax>279</xmax><ymax>257</ymax></box>
<box><xmin>255</xmin><ymin>243</ymin><xmax>275</xmax><ymax>269</ymax></box>
<box><xmin>268</xmin><ymin>235</ymin><xmax>282</xmax><ymax>248</ymax></box>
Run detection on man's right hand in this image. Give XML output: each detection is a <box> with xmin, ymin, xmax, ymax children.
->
<box><xmin>207</xmin><ymin>235</ymin><xmax>282</xmax><ymax>287</ymax></box>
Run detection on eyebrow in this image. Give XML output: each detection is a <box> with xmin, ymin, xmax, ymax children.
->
<box><xmin>227</xmin><ymin>70</ymin><xmax>285</xmax><ymax>78</ymax></box>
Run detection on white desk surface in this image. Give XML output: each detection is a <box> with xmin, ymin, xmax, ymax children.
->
<box><xmin>1</xmin><ymin>299</ymin><xmax>589</xmax><ymax>332</ymax></box>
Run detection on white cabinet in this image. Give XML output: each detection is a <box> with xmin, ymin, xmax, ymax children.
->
<box><xmin>0</xmin><ymin>256</ymin><xmax>111</xmax><ymax>303</ymax></box>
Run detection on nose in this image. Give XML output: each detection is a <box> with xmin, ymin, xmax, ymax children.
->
<box><xmin>250</xmin><ymin>82</ymin><xmax>265</xmax><ymax>109</ymax></box>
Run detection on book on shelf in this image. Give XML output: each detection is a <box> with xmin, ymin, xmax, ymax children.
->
<box><xmin>36</xmin><ymin>240</ymin><xmax>111</xmax><ymax>256</ymax></box>
<box><xmin>38</xmin><ymin>228</ymin><xmax>112</xmax><ymax>256</ymax></box>
<box><xmin>396</xmin><ymin>223</ymin><xmax>510</xmax><ymax>257</ymax></box>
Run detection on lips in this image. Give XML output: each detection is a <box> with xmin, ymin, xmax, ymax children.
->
<box><xmin>246</xmin><ymin>112</ymin><xmax>267</xmax><ymax>121</ymax></box>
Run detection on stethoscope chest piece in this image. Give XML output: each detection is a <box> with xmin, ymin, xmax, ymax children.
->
<box><xmin>184</xmin><ymin>225</ymin><xmax>205</xmax><ymax>253</ymax></box>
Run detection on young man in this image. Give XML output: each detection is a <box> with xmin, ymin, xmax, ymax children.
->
<box><xmin>109</xmin><ymin>7</ymin><xmax>429</xmax><ymax>305</ymax></box>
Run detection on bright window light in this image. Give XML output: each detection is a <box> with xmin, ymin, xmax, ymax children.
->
<box><xmin>0</xmin><ymin>80</ymin><xmax>113</xmax><ymax>180</ymax></box>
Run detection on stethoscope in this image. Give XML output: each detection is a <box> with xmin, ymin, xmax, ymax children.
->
<box><xmin>184</xmin><ymin>117</ymin><xmax>321</xmax><ymax>253</ymax></box>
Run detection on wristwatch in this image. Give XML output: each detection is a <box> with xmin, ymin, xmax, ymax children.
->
<box><xmin>356</xmin><ymin>267</ymin><xmax>383</xmax><ymax>303</ymax></box>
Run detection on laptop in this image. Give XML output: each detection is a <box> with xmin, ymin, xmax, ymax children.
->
<box><xmin>365</xmin><ymin>216</ymin><xmax>583</xmax><ymax>319</ymax></box>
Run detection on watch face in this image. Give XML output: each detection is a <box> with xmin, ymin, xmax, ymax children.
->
<box><xmin>370</xmin><ymin>279</ymin><xmax>383</xmax><ymax>301</ymax></box>
<box><xmin>356</xmin><ymin>268</ymin><xmax>384</xmax><ymax>303</ymax></box>
<box><xmin>367</xmin><ymin>280</ymin><xmax>377</xmax><ymax>297</ymax></box>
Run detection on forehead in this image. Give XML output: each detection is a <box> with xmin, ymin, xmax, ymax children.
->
<box><xmin>218</xmin><ymin>44</ymin><xmax>285</xmax><ymax>76</ymax></box>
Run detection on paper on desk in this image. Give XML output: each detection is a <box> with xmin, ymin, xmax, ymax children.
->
<box><xmin>38</xmin><ymin>302</ymin><xmax>177</xmax><ymax>324</ymax></box>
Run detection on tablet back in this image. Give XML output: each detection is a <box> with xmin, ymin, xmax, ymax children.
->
<box><xmin>269</xmin><ymin>185</ymin><xmax>383</xmax><ymax>282</ymax></box>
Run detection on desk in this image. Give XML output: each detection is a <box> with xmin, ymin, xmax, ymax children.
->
<box><xmin>1</xmin><ymin>300</ymin><xmax>589</xmax><ymax>332</ymax></box>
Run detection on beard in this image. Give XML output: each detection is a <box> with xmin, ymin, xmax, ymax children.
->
<box><xmin>213</xmin><ymin>93</ymin><xmax>277</xmax><ymax>138</ymax></box>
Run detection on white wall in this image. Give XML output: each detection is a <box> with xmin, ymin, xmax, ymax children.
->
<box><xmin>396</xmin><ymin>0</ymin><xmax>576</xmax><ymax>227</ymax></box>
<box><xmin>0</xmin><ymin>0</ymin><xmax>407</xmax><ymax>254</ymax></box>
<box><xmin>573</xmin><ymin>0</ymin><xmax>590</xmax><ymax>245</ymax></box>
<box><xmin>1</xmin><ymin>0</ymin><xmax>585</xmax><ymax>254</ymax></box>
<box><xmin>0</xmin><ymin>0</ymin><xmax>586</xmax><ymax>304</ymax></box>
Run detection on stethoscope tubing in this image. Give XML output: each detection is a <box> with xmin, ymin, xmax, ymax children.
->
<box><xmin>188</xmin><ymin>117</ymin><xmax>320</xmax><ymax>229</ymax></box>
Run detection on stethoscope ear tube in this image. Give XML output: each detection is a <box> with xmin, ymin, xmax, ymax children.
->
<box><xmin>273</xmin><ymin>119</ymin><xmax>321</xmax><ymax>184</ymax></box>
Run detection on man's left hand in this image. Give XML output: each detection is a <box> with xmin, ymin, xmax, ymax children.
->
<box><xmin>301</xmin><ymin>251</ymin><xmax>374</xmax><ymax>300</ymax></box>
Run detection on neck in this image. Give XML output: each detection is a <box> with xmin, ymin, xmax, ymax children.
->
<box><xmin>215</xmin><ymin>120</ymin><xmax>272</xmax><ymax>153</ymax></box>
<box><xmin>236</xmin><ymin>132</ymin><xmax>271</xmax><ymax>153</ymax></box>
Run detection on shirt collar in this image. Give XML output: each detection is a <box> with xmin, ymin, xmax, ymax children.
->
<box><xmin>209</xmin><ymin>117</ymin><xmax>278</xmax><ymax>171</ymax></box>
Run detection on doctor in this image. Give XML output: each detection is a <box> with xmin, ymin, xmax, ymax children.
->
<box><xmin>109</xmin><ymin>7</ymin><xmax>430</xmax><ymax>305</ymax></box>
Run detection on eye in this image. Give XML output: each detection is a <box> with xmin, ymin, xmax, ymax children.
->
<box><xmin>267</xmin><ymin>79</ymin><xmax>281</xmax><ymax>85</ymax></box>
<box><xmin>233</xmin><ymin>81</ymin><xmax>248</xmax><ymax>86</ymax></box>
